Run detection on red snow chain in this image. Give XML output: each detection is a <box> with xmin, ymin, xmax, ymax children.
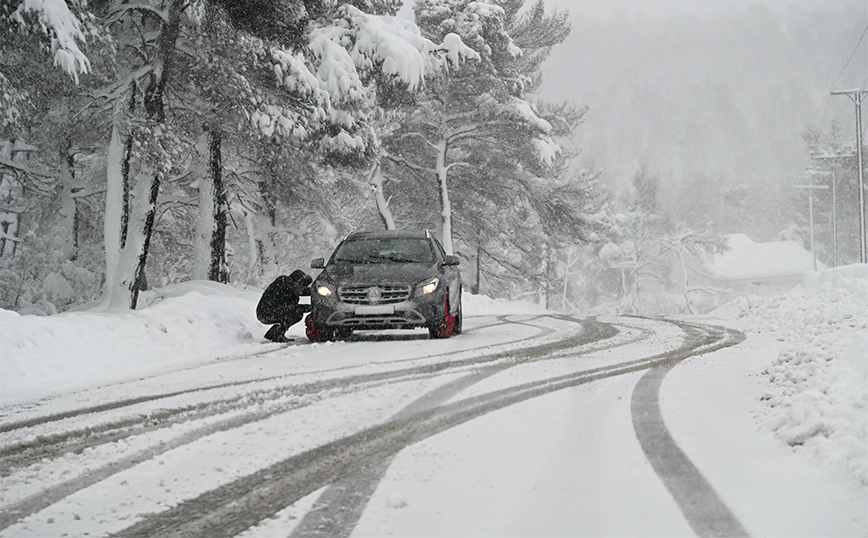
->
<box><xmin>305</xmin><ymin>314</ymin><xmax>332</xmax><ymax>343</ymax></box>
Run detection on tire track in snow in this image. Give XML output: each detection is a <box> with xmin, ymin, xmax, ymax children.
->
<box><xmin>0</xmin><ymin>315</ymin><xmax>557</xmax><ymax>475</ymax></box>
<box><xmin>0</xmin><ymin>315</ymin><xmax>604</xmax><ymax>531</ymax></box>
<box><xmin>287</xmin><ymin>316</ymin><xmax>620</xmax><ymax>538</ymax></box>
<box><xmin>631</xmin><ymin>322</ymin><xmax>748</xmax><ymax>537</ymax></box>
<box><xmin>110</xmin><ymin>320</ymin><xmax>743</xmax><ymax>538</ymax></box>
<box><xmin>0</xmin><ymin>315</ymin><xmax>514</xmax><ymax>435</ymax></box>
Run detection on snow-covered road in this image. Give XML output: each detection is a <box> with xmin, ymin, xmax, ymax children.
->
<box><xmin>1</xmin><ymin>273</ymin><xmax>866</xmax><ymax>537</ymax></box>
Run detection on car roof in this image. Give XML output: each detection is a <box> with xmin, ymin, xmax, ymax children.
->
<box><xmin>344</xmin><ymin>230</ymin><xmax>432</xmax><ymax>241</ymax></box>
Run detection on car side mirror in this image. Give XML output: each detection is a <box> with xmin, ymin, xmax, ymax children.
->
<box><xmin>311</xmin><ymin>258</ymin><xmax>325</xmax><ymax>269</ymax></box>
<box><xmin>443</xmin><ymin>255</ymin><xmax>460</xmax><ymax>266</ymax></box>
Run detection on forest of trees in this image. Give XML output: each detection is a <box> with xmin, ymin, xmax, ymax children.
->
<box><xmin>2</xmin><ymin>0</ymin><xmax>864</xmax><ymax>318</ymax></box>
<box><xmin>1</xmin><ymin>0</ymin><xmax>614</xmax><ymax>314</ymax></box>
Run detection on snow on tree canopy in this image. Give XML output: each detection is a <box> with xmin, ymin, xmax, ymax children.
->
<box><xmin>416</xmin><ymin>0</ymin><xmax>519</xmax><ymax>61</ymax></box>
<box><xmin>501</xmin><ymin>97</ymin><xmax>559</xmax><ymax>164</ymax></box>
<box><xmin>308</xmin><ymin>29</ymin><xmax>368</xmax><ymax>103</ymax></box>
<box><xmin>12</xmin><ymin>0</ymin><xmax>90</xmax><ymax>83</ymax></box>
<box><xmin>271</xmin><ymin>49</ymin><xmax>331</xmax><ymax>106</ymax></box>
<box><xmin>343</xmin><ymin>5</ymin><xmax>476</xmax><ymax>90</ymax></box>
<box><xmin>271</xmin><ymin>4</ymin><xmax>478</xmax><ymax>108</ymax></box>
<box><xmin>532</xmin><ymin>136</ymin><xmax>560</xmax><ymax>166</ymax></box>
<box><xmin>260</xmin><ymin>4</ymin><xmax>478</xmax><ymax>147</ymax></box>
<box><xmin>507</xmin><ymin>97</ymin><xmax>552</xmax><ymax>133</ymax></box>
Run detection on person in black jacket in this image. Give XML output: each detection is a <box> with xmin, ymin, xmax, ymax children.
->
<box><xmin>256</xmin><ymin>269</ymin><xmax>313</xmax><ymax>342</ymax></box>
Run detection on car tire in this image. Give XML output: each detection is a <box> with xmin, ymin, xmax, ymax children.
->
<box><xmin>305</xmin><ymin>314</ymin><xmax>333</xmax><ymax>343</ymax></box>
<box><xmin>429</xmin><ymin>292</ymin><xmax>456</xmax><ymax>339</ymax></box>
<box><xmin>452</xmin><ymin>290</ymin><xmax>462</xmax><ymax>335</ymax></box>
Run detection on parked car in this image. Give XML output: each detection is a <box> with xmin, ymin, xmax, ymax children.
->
<box><xmin>306</xmin><ymin>230</ymin><xmax>462</xmax><ymax>342</ymax></box>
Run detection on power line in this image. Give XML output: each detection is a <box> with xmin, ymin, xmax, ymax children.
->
<box><xmin>830</xmin><ymin>22</ymin><xmax>868</xmax><ymax>89</ymax></box>
<box><xmin>820</xmin><ymin>22</ymin><xmax>868</xmax><ymax>130</ymax></box>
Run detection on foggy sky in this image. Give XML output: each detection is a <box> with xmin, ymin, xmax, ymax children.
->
<box><xmin>400</xmin><ymin>0</ymin><xmax>861</xmax><ymax>20</ymax></box>
<box><xmin>539</xmin><ymin>0</ymin><xmax>858</xmax><ymax>20</ymax></box>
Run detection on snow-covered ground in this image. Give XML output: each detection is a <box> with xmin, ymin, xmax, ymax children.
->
<box><xmin>1</xmin><ymin>265</ymin><xmax>866</xmax><ymax>536</ymax></box>
<box><xmin>0</xmin><ymin>283</ymin><xmax>548</xmax><ymax>407</ymax></box>
<box><xmin>710</xmin><ymin>264</ymin><xmax>868</xmax><ymax>486</ymax></box>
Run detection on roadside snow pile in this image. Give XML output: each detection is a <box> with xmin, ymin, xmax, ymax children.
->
<box><xmin>463</xmin><ymin>293</ymin><xmax>550</xmax><ymax>316</ymax></box>
<box><xmin>0</xmin><ymin>281</ymin><xmax>264</xmax><ymax>406</ymax></box>
<box><xmin>0</xmin><ymin>283</ymin><xmax>540</xmax><ymax>407</ymax></box>
<box><xmin>714</xmin><ymin>264</ymin><xmax>868</xmax><ymax>485</ymax></box>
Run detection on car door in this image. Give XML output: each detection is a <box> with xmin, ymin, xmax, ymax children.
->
<box><xmin>432</xmin><ymin>239</ymin><xmax>461</xmax><ymax>308</ymax></box>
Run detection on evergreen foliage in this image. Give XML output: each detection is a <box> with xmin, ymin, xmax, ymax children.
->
<box><xmin>2</xmin><ymin>0</ymin><xmax>788</xmax><ymax>315</ymax></box>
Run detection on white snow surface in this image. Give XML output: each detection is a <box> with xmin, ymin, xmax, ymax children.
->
<box><xmin>0</xmin><ymin>284</ymin><xmax>547</xmax><ymax>406</ymax></box>
<box><xmin>710</xmin><ymin>263</ymin><xmax>868</xmax><ymax>485</ymax></box>
<box><xmin>1</xmin><ymin>266</ymin><xmax>866</xmax><ymax>536</ymax></box>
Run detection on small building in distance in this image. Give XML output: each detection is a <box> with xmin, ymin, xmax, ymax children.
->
<box><xmin>707</xmin><ymin>233</ymin><xmax>822</xmax><ymax>290</ymax></box>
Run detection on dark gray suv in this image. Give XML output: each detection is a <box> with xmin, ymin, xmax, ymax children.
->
<box><xmin>305</xmin><ymin>230</ymin><xmax>462</xmax><ymax>342</ymax></box>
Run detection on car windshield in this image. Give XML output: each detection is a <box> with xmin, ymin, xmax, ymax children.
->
<box><xmin>332</xmin><ymin>238</ymin><xmax>435</xmax><ymax>264</ymax></box>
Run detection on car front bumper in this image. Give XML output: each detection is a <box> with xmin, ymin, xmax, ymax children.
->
<box><xmin>310</xmin><ymin>289</ymin><xmax>445</xmax><ymax>331</ymax></box>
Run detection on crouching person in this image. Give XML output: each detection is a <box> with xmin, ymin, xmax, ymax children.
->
<box><xmin>256</xmin><ymin>269</ymin><xmax>313</xmax><ymax>342</ymax></box>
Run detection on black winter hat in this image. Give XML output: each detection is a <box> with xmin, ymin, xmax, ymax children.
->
<box><xmin>289</xmin><ymin>269</ymin><xmax>312</xmax><ymax>286</ymax></box>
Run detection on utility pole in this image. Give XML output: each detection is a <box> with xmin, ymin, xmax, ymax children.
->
<box><xmin>809</xmin><ymin>157</ymin><xmax>838</xmax><ymax>266</ymax></box>
<box><xmin>831</xmin><ymin>88</ymin><xmax>867</xmax><ymax>263</ymax></box>
<box><xmin>794</xmin><ymin>177</ymin><xmax>829</xmax><ymax>271</ymax></box>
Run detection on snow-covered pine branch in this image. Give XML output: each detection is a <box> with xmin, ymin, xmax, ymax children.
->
<box><xmin>260</xmin><ymin>4</ymin><xmax>479</xmax><ymax>155</ymax></box>
<box><xmin>11</xmin><ymin>0</ymin><xmax>91</xmax><ymax>82</ymax></box>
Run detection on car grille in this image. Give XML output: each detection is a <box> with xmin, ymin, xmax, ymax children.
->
<box><xmin>338</xmin><ymin>284</ymin><xmax>412</xmax><ymax>305</ymax></box>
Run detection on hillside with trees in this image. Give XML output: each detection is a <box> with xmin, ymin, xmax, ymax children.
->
<box><xmin>540</xmin><ymin>3</ymin><xmax>867</xmax><ymax>244</ymax></box>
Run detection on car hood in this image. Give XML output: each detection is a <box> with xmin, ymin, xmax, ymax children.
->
<box><xmin>318</xmin><ymin>262</ymin><xmax>438</xmax><ymax>286</ymax></box>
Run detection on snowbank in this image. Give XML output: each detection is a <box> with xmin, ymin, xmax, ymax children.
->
<box><xmin>712</xmin><ymin>264</ymin><xmax>868</xmax><ymax>484</ymax></box>
<box><xmin>0</xmin><ymin>284</ymin><xmax>546</xmax><ymax>406</ymax></box>
<box><xmin>0</xmin><ymin>282</ymin><xmax>264</xmax><ymax>406</ymax></box>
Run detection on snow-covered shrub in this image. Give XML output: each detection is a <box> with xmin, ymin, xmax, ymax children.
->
<box><xmin>716</xmin><ymin>265</ymin><xmax>868</xmax><ymax>485</ymax></box>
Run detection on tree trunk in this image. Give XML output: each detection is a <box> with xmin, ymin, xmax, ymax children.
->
<box><xmin>119</xmin><ymin>135</ymin><xmax>132</xmax><ymax>249</ymax></box>
<box><xmin>435</xmin><ymin>139</ymin><xmax>453</xmax><ymax>254</ymax></box>
<box><xmin>104</xmin><ymin>117</ymin><xmax>126</xmax><ymax>295</ymax></box>
<box><xmin>192</xmin><ymin>129</ymin><xmax>229</xmax><ymax>283</ymax></box>
<box><xmin>674</xmin><ymin>247</ymin><xmax>695</xmax><ymax>315</ymax></box>
<box><xmin>57</xmin><ymin>138</ymin><xmax>78</xmax><ymax>260</ymax></box>
<box><xmin>473</xmin><ymin>245</ymin><xmax>481</xmax><ymax>294</ymax></box>
<box><xmin>130</xmin><ymin>172</ymin><xmax>161</xmax><ymax>308</ymax></box>
<box><xmin>207</xmin><ymin>129</ymin><xmax>229</xmax><ymax>283</ymax></box>
<box><xmin>242</xmin><ymin>208</ymin><xmax>258</xmax><ymax>280</ymax></box>
<box><xmin>370</xmin><ymin>160</ymin><xmax>395</xmax><ymax>230</ymax></box>
<box><xmin>105</xmin><ymin>169</ymin><xmax>161</xmax><ymax>309</ymax></box>
<box><xmin>103</xmin><ymin>0</ymin><xmax>185</xmax><ymax>309</ymax></box>
<box><xmin>192</xmin><ymin>132</ymin><xmax>211</xmax><ymax>280</ymax></box>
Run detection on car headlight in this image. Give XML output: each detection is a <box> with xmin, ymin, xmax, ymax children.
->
<box><xmin>417</xmin><ymin>277</ymin><xmax>439</xmax><ymax>295</ymax></box>
<box><xmin>316</xmin><ymin>285</ymin><xmax>334</xmax><ymax>297</ymax></box>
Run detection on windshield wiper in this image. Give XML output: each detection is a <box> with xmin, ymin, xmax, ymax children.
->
<box><xmin>366</xmin><ymin>254</ymin><xmax>416</xmax><ymax>263</ymax></box>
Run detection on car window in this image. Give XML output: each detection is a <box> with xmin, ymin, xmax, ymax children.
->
<box><xmin>432</xmin><ymin>239</ymin><xmax>448</xmax><ymax>260</ymax></box>
<box><xmin>332</xmin><ymin>238</ymin><xmax>435</xmax><ymax>264</ymax></box>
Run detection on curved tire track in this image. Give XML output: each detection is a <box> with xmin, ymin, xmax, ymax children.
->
<box><xmin>632</xmin><ymin>322</ymin><xmax>748</xmax><ymax>537</ymax></box>
<box><xmin>111</xmin><ymin>320</ymin><xmax>744</xmax><ymax>538</ymax></box>
<box><xmin>0</xmin><ymin>315</ymin><xmax>585</xmax><ymax>475</ymax></box>
<box><xmin>0</xmin><ymin>315</ymin><xmax>610</xmax><ymax>531</ymax></box>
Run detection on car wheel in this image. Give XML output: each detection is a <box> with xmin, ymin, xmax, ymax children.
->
<box><xmin>452</xmin><ymin>290</ymin><xmax>463</xmax><ymax>335</ymax></box>
<box><xmin>305</xmin><ymin>314</ymin><xmax>333</xmax><ymax>343</ymax></box>
<box><xmin>429</xmin><ymin>292</ymin><xmax>456</xmax><ymax>339</ymax></box>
